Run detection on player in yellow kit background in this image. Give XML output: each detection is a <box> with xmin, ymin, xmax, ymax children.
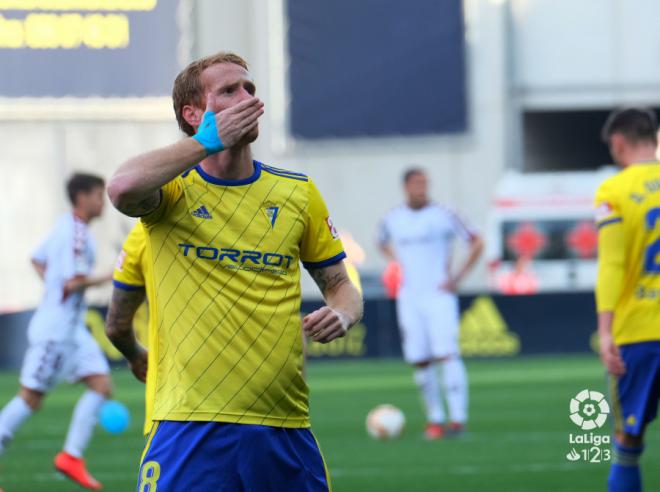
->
<box><xmin>106</xmin><ymin>52</ymin><xmax>363</xmax><ymax>491</ymax></box>
<box><xmin>595</xmin><ymin>107</ymin><xmax>660</xmax><ymax>492</ymax></box>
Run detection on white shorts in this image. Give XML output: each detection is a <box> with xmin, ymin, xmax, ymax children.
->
<box><xmin>396</xmin><ymin>291</ymin><xmax>460</xmax><ymax>364</ymax></box>
<box><xmin>20</xmin><ymin>328</ymin><xmax>110</xmax><ymax>393</ymax></box>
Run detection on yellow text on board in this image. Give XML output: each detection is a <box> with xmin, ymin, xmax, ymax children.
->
<box><xmin>0</xmin><ymin>0</ymin><xmax>160</xmax><ymax>49</ymax></box>
<box><xmin>0</xmin><ymin>13</ymin><xmax>129</xmax><ymax>49</ymax></box>
<box><xmin>0</xmin><ymin>0</ymin><xmax>156</xmax><ymax>11</ymax></box>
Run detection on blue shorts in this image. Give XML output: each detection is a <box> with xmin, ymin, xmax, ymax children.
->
<box><xmin>137</xmin><ymin>421</ymin><xmax>330</xmax><ymax>492</ymax></box>
<box><xmin>610</xmin><ymin>341</ymin><xmax>660</xmax><ymax>436</ymax></box>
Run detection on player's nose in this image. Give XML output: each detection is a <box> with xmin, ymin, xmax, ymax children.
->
<box><xmin>236</xmin><ymin>86</ymin><xmax>254</xmax><ymax>101</ymax></box>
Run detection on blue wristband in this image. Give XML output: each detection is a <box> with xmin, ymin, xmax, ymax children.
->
<box><xmin>192</xmin><ymin>111</ymin><xmax>224</xmax><ymax>155</ymax></box>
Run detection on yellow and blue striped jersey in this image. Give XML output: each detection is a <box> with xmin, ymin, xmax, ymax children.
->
<box><xmin>112</xmin><ymin>222</ymin><xmax>157</xmax><ymax>435</ymax></box>
<box><xmin>595</xmin><ymin>163</ymin><xmax>660</xmax><ymax>345</ymax></box>
<box><xmin>141</xmin><ymin>161</ymin><xmax>345</xmax><ymax>427</ymax></box>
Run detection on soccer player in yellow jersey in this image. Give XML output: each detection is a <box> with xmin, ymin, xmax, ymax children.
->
<box><xmin>107</xmin><ymin>52</ymin><xmax>363</xmax><ymax>491</ymax></box>
<box><xmin>106</xmin><ymin>222</ymin><xmax>155</xmax><ymax>436</ymax></box>
<box><xmin>595</xmin><ymin>108</ymin><xmax>660</xmax><ymax>492</ymax></box>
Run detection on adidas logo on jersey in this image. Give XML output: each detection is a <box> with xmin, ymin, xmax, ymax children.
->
<box><xmin>192</xmin><ymin>205</ymin><xmax>212</xmax><ymax>220</ymax></box>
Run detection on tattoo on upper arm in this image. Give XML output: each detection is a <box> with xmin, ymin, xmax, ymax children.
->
<box><xmin>308</xmin><ymin>265</ymin><xmax>349</xmax><ymax>295</ymax></box>
<box><xmin>124</xmin><ymin>191</ymin><xmax>161</xmax><ymax>218</ymax></box>
<box><xmin>106</xmin><ymin>288</ymin><xmax>145</xmax><ymax>335</ymax></box>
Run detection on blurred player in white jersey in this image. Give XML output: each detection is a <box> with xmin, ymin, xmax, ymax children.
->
<box><xmin>379</xmin><ymin>168</ymin><xmax>483</xmax><ymax>439</ymax></box>
<box><xmin>0</xmin><ymin>173</ymin><xmax>112</xmax><ymax>490</ymax></box>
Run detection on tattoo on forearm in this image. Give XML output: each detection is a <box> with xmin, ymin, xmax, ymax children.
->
<box><xmin>309</xmin><ymin>267</ymin><xmax>348</xmax><ymax>295</ymax></box>
<box><xmin>106</xmin><ymin>288</ymin><xmax>145</xmax><ymax>358</ymax></box>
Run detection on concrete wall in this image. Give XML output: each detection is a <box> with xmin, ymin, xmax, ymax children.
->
<box><xmin>511</xmin><ymin>0</ymin><xmax>660</xmax><ymax>109</ymax></box>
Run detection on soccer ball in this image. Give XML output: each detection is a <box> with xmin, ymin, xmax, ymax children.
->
<box><xmin>99</xmin><ymin>400</ymin><xmax>131</xmax><ymax>434</ymax></box>
<box><xmin>366</xmin><ymin>404</ymin><xmax>405</xmax><ymax>440</ymax></box>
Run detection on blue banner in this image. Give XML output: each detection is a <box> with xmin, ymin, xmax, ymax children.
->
<box><xmin>286</xmin><ymin>0</ymin><xmax>467</xmax><ymax>139</ymax></box>
<box><xmin>0</xmin><ymin>293</ymin><xmax>598</xmax><ymax>369</ymax></box>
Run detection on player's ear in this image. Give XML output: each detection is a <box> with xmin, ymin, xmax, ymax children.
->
<box><xmin>182</xmin><ymin>104</ymin><xmax>203</xmax><ymax>130</ymax></box>
<box><xmin>609</xmin><ymin>133</ymin><xmax>627</xmax><ymax>160</ymax></box>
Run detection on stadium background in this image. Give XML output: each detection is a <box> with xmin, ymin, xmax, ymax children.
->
<box><xmin>1</xmin><ymin>0</ymin><xmax>660</xmax><ymax>491</ymax></box>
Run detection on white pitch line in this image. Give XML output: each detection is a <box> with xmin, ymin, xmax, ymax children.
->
<box><xmin>330</xmin><ymin>461</ymin><xmax>585</xmax><ymax>478</ymax></box>
<box><xmin>0</xmin><ymin>471</ymin><xmax>136</xmax><ymax>483</ymax></box>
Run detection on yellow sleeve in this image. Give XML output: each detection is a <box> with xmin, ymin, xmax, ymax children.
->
<box><xmin>596</xmin><ymin>220</ymin><xmax>625</xmax><ymax>312</ymax></box>
<box><xmin>140</xmin><ymin>177</ymin><xmax>183</xmax><ymax>227</ymax></box>
<box><xmin>113</xmin><ymin>223</ymin><xmax>146</xmax><ymax>290</ymax></box>
<box><xmin>300</xmin><ymin>179</ymin><xmax>346</xmax><ymax>268</ymax></box>
<box><xmin>594</xmin><ymin>178</ymin><xmax>624</xmax><ymax>312</ymax></box>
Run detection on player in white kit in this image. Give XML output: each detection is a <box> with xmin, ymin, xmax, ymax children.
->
<box><xmin>379</xmin><ymin>168</ymin><xmax>483</xmax><ymax>439</ymax></box>
<box><xmin>0</xmin><ymin>173</ymin><xmax>112</xmax><ymax>490</ymax></box>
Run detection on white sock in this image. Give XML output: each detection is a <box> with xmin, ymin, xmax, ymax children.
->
<box><xmin>0</xmin><ymin>396</ymin><xmax>34</xmax><ymax>455</ymax></box>
<box><xmin>414</xmin><ymin>365</ymin><xmax>444</xmax><ymax>424</ymax></box>
<box><xmin>442</xmin><ymin>357</ymin><xmax>468</xmax><ymax>424</ymax></box>
<box><xmin>63</xmin><ymin>391</ymin><xmax>105</xmax><ymax>458</ymax></box>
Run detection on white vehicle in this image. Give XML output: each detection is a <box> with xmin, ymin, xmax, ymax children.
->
<box><xmin>486</xmin><ymin>169</ymin><xmax>616</xmax><ymax>294</ymax></box>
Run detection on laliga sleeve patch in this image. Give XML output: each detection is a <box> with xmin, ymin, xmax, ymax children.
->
<box><xmin>326</xmin><ymin>217</ymin><xmax>339</xmax><ymax>239</ymax></box>
<box><xmin>594</xmin><ymin>202</ymin><xmax>616</xmax><ymax>223</ymax></box>
<box><xmin>115</xmin><ymin>250</ymin><xmax>127</xmax><ymax>272</ymax></box>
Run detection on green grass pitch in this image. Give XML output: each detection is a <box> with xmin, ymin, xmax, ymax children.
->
<box><xmin>0</xmin><ymin>355</ymin><xmax>658</xmax><ymax>491</ymax></box>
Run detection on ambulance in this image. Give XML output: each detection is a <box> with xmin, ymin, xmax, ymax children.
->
<box><xmin>486</xmin><ymin>168</ymin><xmax>616</xmax><ymax>294</ymax></box>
